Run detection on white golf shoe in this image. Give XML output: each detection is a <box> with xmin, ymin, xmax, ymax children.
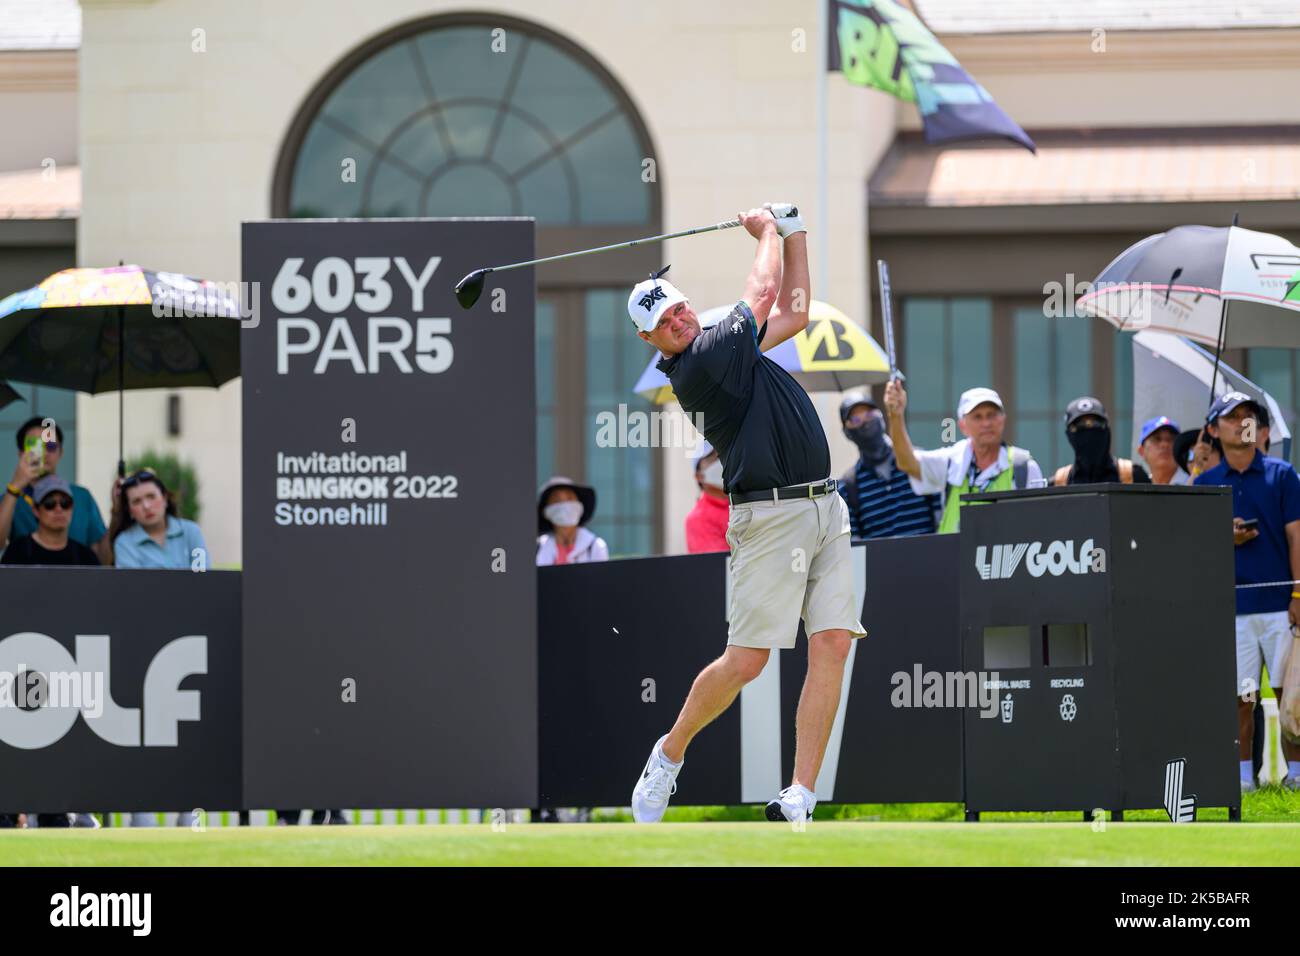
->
<box><xmin>631</xmin><ymin>735</ymin><xmax>682</xmax><ymax>823</ymax></box>
<box><xmin>765</xmin><ymin>784</ymin><xmax>816</xmax><ymax>823</ymax></box>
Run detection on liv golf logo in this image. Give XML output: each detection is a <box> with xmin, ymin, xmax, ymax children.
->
<box><xmin>1164</xmin><ymin>758</ymin><xmax>1196</xmax><ymax>823</ymax></box>
<box><xmin>0</xmin><ymin>633</ymin><xmax>206</xmax><ymax>749</ymax></box>
<box><xmin>975</xmin><ymin>539</ymin><xmax>1105</xmax><ymax>581</ymax></box>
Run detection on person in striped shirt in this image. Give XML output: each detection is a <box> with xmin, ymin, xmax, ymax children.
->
<box><xmin>836</xmin><ymin>390</ymin><xmax>940</xmax><ymax>540</ymax></box>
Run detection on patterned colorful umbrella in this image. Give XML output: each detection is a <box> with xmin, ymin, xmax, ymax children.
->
<box><xmin>634</xmin><ymin>300</ymin><xmax>890</xmax><ymax>404</ymax></box>
<box><xmin>0</xmin><ymin>265</ymin><xmax>244</xmax><ymax>473</ymax></box>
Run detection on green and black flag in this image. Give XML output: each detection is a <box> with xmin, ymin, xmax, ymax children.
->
<box><xmin>827</xmin><ymin>0</ymin><xmax>1035</xmax><ymax>153</ymax></box>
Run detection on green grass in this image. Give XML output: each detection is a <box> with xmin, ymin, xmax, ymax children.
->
<box><xmin>2</xmin><ymin>820</ymin><xmax>1297</xmax><ymax>866</ymax></box>
<box><xmin>2</xmin><ymin>788</ymin><xmax>1297</xmax><ymax>866</ymax></box>
<box><xmin>615</xmin><ymin>784</ymin><xmax>1300</xmax><ymax>824</ymax></box>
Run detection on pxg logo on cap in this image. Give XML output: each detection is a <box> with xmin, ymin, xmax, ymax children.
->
<box><xmin>627</xmin><ymin>265</ymin><xmax>688</xmax><ymax>334</ymax></box>
<box><xmin>638</xmin><ymin>286</ymin><xmax>666</xmax><ymax>313</ymax></box>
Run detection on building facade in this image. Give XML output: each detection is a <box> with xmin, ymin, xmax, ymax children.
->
<box><xmin>0</xmin><ymin>0</ymin><xmax>80</xmax><ymax>481</ymax></box>
<box><xmin>27</xmin><ymin>0</ymin><xmax>1299</xmax><ymax>563</ymax></box>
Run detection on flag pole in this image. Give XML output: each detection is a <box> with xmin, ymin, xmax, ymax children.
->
<box><xmin>816</xmin><ymin>0</ymin><xmax>829</xmax><ymax>295</ymax></box>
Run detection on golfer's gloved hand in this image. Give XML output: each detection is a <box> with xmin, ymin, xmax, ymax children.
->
<box><xmin>764</xmin><ymin>202</ymin><xmax>806</xmax><ymax>238</ymax></box>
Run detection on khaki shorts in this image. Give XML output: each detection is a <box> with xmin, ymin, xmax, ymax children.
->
<box><xmin>725</xmin><ymin>484</ymin><xmax>867</xmax><ymax>650</ymax></box>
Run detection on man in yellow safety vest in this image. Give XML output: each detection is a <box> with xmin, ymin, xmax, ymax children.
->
<box><xmin>883</xmin><ymin>381</ymin><xmax>1043</xmax><ymax>534</ymax></box>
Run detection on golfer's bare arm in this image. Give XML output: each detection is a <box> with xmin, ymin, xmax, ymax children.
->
<box><xmin>885</xmin><ymin>380</ymin><xmax>922</xmax><ymax>479</ymax></box>
<box><xmin>739</xmin><ymin>209</ymin><xmax>782</xmax><ymax>330</ymax></box>
<box><xmin>761</xmin><ymin>232</ymin><xmax>809</xmax><ymax>353</ymax></box>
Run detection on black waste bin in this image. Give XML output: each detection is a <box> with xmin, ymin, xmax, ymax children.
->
<box><xmin>958</xmin><ymin>483</ymin><xmax>1239</xmax><ymax>818</ymax></box>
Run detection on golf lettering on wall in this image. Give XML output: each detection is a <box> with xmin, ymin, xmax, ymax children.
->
<box><xmin>0</xmin><ymin>633</ymin><xmax>205</xmax><ymax>749</ymax></box>
<box><xmin>241</xmin><ymin>219</ymin><xmax>539</xmax><ymax>807</ymax></box>
<box><xmin>0</xmin><ymin>569</ymin><xmax>241</xmax><ymax>812</ymax></box>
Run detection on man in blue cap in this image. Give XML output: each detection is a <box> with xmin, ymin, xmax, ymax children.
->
<box><xmin>1136</xmin><ymin>415</ymin><xmax>1187</xmax><ymax>486</ymax></box>
<box><xmin>1196</xmin><ymin>391</ymin><xmax>1300</xmax><ymax>791</ymax></box>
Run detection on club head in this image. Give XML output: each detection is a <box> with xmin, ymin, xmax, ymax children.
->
<box><xmin>454</xmin><ymin>269</ymin><xmax>489</xmax><ymax>309</ymax></box>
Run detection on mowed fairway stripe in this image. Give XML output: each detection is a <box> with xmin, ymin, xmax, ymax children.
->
<box><xmin>1</xmin><ymin>822</ymin><xmax>1297</xmax><ymax>866</ymax></box>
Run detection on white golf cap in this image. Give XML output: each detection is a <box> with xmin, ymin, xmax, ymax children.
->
<box><xmin>628</xmin><ymin>268</ymin><xmax>688</xmax><ymax>334</ymax></box>
<box><xmin>957</xmin><ymin>387</ymin><xmax>1004</xmax><ymax>419</ymax></box>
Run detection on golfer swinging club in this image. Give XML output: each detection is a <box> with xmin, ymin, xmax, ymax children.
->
<box><xmin>628</xmin><ymin>203</ymin><xmax>866</xmax><ymax>823</ymax></box>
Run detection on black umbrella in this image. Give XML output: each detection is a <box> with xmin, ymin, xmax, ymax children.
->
<box><xmin>1076</xmin><ymin>218</ymin><xmax>1300</xmax><ymax>413</ymax></box>
<box><xmin>0</xmin><ymin>265</ymin><xmax>243</xmax><ymax>475</ymax></box>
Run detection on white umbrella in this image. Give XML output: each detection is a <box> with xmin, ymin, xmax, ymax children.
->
<box><xmin>1131</xmin><ymin>330</ymin><xmax>1290</xmax><ymax>461</ymax></box>
<box><xmin>1078</xmin><ymin>225</ymin><xmax>1300</xmax><ymax>349</ymax></box>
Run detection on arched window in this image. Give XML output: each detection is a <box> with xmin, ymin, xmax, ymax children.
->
<box><xmin>274</xmin><ymin>15</ymin><xmax>663</xmax><ymax>555</ymax></box>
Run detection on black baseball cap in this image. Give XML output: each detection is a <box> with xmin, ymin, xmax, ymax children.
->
<box><xmin>1064</xmin><ymin>396</ymin><xmax>1108</xmax><ymax>428</ymax></box>
<box><xmin>839</xmin><ymin>390</ymin><xmax>878</xmax><ymax>423</ymax></box>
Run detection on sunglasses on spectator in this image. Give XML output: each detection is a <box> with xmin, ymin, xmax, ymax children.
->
<box><xmin>39</xmin><ymin>496</ymin><xmax>73</xmax><ymax>511</ymax></box>
<box><xmin>122</xmin><ymin>469</ymin><xmax>162</xmax><ymax>491</ymax></box>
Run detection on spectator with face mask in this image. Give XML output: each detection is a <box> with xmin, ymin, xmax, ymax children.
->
<box><xmin>685</xmin><ymin>441</ymin><xmax>729</xmax><ymax>553</ymax></box>
<box><xmin>1052</xmin><ymin>397</ymin><xmax>1150</xmax><ymax>485</ymax></box>
<box><xmin>837</xmin><ymin>389</ymin><xmax>939</xmax><ymax>539</ymax></box>
<box><xmin>535</xmin><ymin>477</ymin><xmax>609</xmax><ymax>565</ymax></box>
<box><xmin>533</xmin><ymin>475</ymin><xmax>607</xmax><ymax>824</ymax></box>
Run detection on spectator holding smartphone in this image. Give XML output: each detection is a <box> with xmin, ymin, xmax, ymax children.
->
<box><xmin>1196</xmin><ymin>392</ymin><xmax>1300</xmax><ymax>791</ymax></box>
<box><xmin>1</xmin><ymin>417</ymin><xmax>113</xmax><ymax>564</ymax></box>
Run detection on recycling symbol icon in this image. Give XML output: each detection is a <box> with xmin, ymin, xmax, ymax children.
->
<box><xmin>1059</xmin><ymin>694</ymin><xmax>1078</xmax><ymax>722</ymax></box>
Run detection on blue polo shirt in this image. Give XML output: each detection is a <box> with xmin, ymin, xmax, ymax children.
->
<box><xmin>113</xmin><ymin>516</ymin><xmax>207</xmax><ymax>570</ymax></box>
<box><xmin>1195</xmin><ymin>451</ymin><xmax>1300</xmax><ymax>615</ymax></box>
<box><xmin>11</xmin><ymin>482</ymin><xmax>107</xmax><ymax>548</ymax></box>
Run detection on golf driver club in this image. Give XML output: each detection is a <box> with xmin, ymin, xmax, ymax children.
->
<box><xmin>453</xmin><ymin>206</ymin><xmax>799</xmax><ymax>309</ymax></box>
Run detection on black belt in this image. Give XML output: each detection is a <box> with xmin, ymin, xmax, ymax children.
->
<box><xmin>728</xmin><ymin>478</ymin><xmax>837</xmax><ymax>506</ymax></box>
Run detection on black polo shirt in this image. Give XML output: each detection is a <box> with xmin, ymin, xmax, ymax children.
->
<box><xmin>656</xmin><ymin>300</ymin><xmax>829</xmax><ymax>494</ymax></box>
